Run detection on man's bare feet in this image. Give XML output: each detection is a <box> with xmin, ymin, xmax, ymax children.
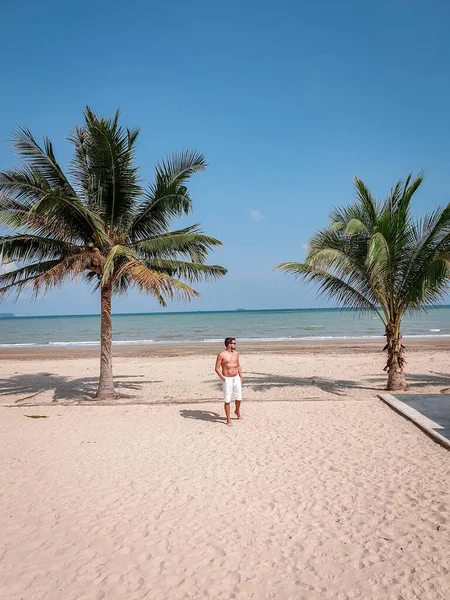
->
<box><xmin>234</xmin><ymin>410</ymin><xmax>242</xmax><ymax>420</ymax></box>
<box><xmin>226</xmin><ymin>421</ymin><xmax>233</xmax><ymax>427</ymax></box>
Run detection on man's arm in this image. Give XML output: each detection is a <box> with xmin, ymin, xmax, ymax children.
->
<box><xmin>237</xmin><ymin>353</ymin><xmax>243</xmax><ymax>381</ymax></box>
<box><xmin>215</xmin><ymin>353</ymin><xmax>226</xmax><ymax>381</ymax></box>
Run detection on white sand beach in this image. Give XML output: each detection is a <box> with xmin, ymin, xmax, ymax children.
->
<box><xmin>0</xmin><ymin>343</ymin><xmax>449</xmax><ymax>599</ymax></box>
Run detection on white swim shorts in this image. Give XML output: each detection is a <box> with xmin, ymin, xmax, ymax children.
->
<box><xmin>223</xmin><ymin>375</ymin><xmax>242</xmax><ymax>404</ymax></box>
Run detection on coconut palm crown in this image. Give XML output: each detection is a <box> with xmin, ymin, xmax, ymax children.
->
<box><xmin>277</xmin><ymin>174</ymin><xmax>450</xmax><ymax>390</ymax></box>
<box><xmin>0</xmin><ymin>107</ymin><xmax>226</xmax><ymax>398</ymax></box>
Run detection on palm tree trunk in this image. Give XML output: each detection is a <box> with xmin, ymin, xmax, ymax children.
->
<box><xmin>96</xmin><ymin>280</ymin><xmax>115</xmax><ymax>399</ymax></box>
<box><xmin>384</xmin><ymin>321</ymin><xmax>407</xmax><ymax>391</ymax></box>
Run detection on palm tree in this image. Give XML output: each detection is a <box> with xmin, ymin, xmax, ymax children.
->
<box><xmin>277</xmin><ymin>174</ymin><xmax>450</xmax><ymax>391</ymax></box>
<box><xmin>0</xmin><ymin>107</ymin><xmax>226</xmax><ymax>399</ymax></box>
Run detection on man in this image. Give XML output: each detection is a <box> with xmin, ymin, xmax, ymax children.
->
<box><xmin>215</xmin><ymin>337</ymin><xmax>243</xmax><ymax>426</ymax></box>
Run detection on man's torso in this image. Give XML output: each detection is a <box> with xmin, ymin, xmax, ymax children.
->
<box><xmin>220</xmin><ymin>350</ymin><xmax>240</xmax><ymax>377</ymax></box>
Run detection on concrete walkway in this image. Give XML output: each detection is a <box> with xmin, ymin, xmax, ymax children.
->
<box><xmin>379</xmin><ymin>393</ymin><xmax>450</xmax><ymax>449</ymax></box>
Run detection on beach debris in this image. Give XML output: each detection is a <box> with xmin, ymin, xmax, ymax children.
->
<box><xmin>24</xmin><ymin>415</ymin><xmax>49</xmax><ymax>419</ymax></box>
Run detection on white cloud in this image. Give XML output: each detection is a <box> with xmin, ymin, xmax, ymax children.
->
<box><xmin>249</xmin><ymin>209</ymin><xmax>264</xmax><ymax>222</ymax></box>
<box><xmin>301</xmin><ymin>243</ymin><xmax>309</xmax><ymax>251</ymax></box>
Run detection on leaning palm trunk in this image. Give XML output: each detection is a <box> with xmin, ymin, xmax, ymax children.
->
<box><xmin>384</xmin><ymin>321</ymin><xmax>407</xmax><ymax>391</ymax></box>
<box><xmin>96</xmin><ymin>280</ymin><xmax>115</xmax><ymax>398</ymax></box>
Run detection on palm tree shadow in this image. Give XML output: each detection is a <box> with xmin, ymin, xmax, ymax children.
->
<box><xmin>208</xmin><ymin>372</ymin><xmax>379</xmax><ymax>397</ymax></box>
<box><xmin>0</xmin><ymin>373</ymin><xmax>162</xmax><ymax>404</ymax></box>
<box><xmin>180</xmin><ymin>409</ymin><xmax>226</xmax><ymax>423</ymax></box>
<box><xmin>367</xmin><ymin>371</ymin><xmax>450</xmax><ymax>393</ymax></box>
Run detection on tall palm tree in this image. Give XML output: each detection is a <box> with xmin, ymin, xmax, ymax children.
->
<box><xmin>277</xmin><ymin>174</ymin><xmax>450</xmax><ymax>391</ymax></box>
<box><xmin>0</xmin><ymin>107</ymin><xmax>226</xmax><ymax>399</ymax></box>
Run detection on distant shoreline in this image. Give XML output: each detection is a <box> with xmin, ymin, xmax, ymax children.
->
<box><xmin>2</xmin><ymin>304</ymin><xmax>450</xmax><ymax>319</ymax></box>
<box><xmin>1</xmin><ymin>336</ymin><xmax>449</xmax><ymax>360</ymax></box>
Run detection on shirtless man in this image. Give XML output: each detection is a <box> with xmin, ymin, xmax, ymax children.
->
<box><xmin>215</xmin><ymin>337</ymin><xmax>243</xmax><ymax>426</ymax></box>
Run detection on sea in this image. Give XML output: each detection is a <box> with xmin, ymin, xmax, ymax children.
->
<box><xmin>0</xmin><ymin>306</ymin><xmax>449</xmax><ymax>349</ymax></box>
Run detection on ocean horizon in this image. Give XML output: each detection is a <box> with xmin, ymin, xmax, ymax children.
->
<box><xmin>1</xmin><ymin>305</ymin><xmax>449</xmax><ymax>349</ymax></box>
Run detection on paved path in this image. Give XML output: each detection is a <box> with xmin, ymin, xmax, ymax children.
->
<box><xmin>379</xmin><ymin>393</ymin><xmax>450</xmax><ymax>448</ymax></box>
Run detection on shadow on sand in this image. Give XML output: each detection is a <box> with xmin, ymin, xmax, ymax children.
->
<box><xmin>215</xmin><ymin>371</ymin><xmax>379</xmax><ymax>397</ymax></box>
<box><xmin>0</xmin><ymin>372</ymin><xmax>161</xmax><ymax>404</ymax></box>
<box><xmin>211</xmin><ymin>370</ymin><xmax>450</xmax><ymax>396</ymax></box>
<box><xmin>3</xmin><ymin>368</ymin><xmax>448</xmax><ymax>407</ymax></box>
<box><xmin>366</xmin><ymin>371</ymin><xmax>450</xmax><ymax>393</ymax></box>
<box><xmin>179</xmin><ymin>409</ymin><xmax>226</xmax><ymax>423</ymax></box>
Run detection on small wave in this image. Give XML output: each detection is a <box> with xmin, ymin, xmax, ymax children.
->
<box><xmin>49</xmin><ymin>339</ymin><xmax>155</xmax><ymax>347</ymax></box>
<box><xmin>49</xmin><ymin>341</ymin><xmax>99</xmax><ymax>346</ymax></box>
<box><xmin>114</xmin><ymin>339</ymin><xmax>154</xmax><ymax>346</ymax></box>
<box><xmin>205</xmin><ymin>335</ymin><xmax>386</xmax><ymax>342</ymax></box>
<box><xmin>2</xmin><ymin>333</ymin><xmax>450</xmax><ymax>349</ymax></box>
<box><xmin>404</xmin><ymin>333</ymin><xmax>450</xmax><ymax>339</ymax></box>
<box><xmin>0</xmin><ymin>343</ymin><xmax>37</xmax><ymax>348</ymax></box>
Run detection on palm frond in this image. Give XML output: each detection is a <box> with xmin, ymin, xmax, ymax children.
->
<box><xmin>73</xmin><ymin>106</ymin><xmax>142</xmax><ymax>233</ymax></box>
<box><xmin>0</xmin><ymin>198</ymin><xmax>83</xmax><ymax>243</ymax></box>
<box><xmin>278</xmin><ymin>174</ymin><xmax>433</xmax><ymax>325</ymax></box>
<box><xmin>10</xmin><ymin>127</ymin><xmax>76</xmax><ymax>196</ymax></box>
<box><xmin>307</xmin><ymin>226</ymin><xmax>380</xmax><ymax>307</ymax></box>
<box><xmin>353</xmin><ymin>176</ymin><xmax>378</xmax><ymax>226</ymax></box>
<box><xmin>0</xmin><ymin>156</ymin><xmax>108</xmax><ymax>247</ymax></box>
<box><xmin>0</xmin><ymin>260</ymin><xmax>62</xmax><ymax>297</ymax></box>
<box><xmin>277</xmin><ymin>261</ymin><xmax>384</xmax><ymax>319</ymax></box>
<box><xmin>101</xmin><ymin>244</ymin><xmax>136</xmax><ymax>285</ymax></box>
<box><xmin>398</xmin><ymin>172</ymin><xmax>424</xmax><ymax>212</ymax></box>
<box><xmin>367</xmin><ymin>231</ymin><xmax>391</xmax><ymax>288</ymax></box>
<box><xmin>115</xmin><ymin>258</ymin><xmax>200</xmax><ymax>306</ymax></box>
<box><xmin>29</xmin><ymin>190</ymin><xmax>108</xmax><ymax>246</ymax></box>
<box><xmin>402</xmin><ymin>257</ymin><xmax>450</xmax><ymax>311</ymax></box>
<box><xmin>133</xmin><ymin>226</ymin><xmax>223</xmax><ymax>262</ymax></box>
<box><xmin>0</xmin><ymin>234</ymin><xmax>80</xmax><ymax>264</ymax></box>
<box><xmin>66</xmin><ymin>125</ymin><xmax>92</xmax><ymax>203</ymax></box>
<box><xmin>1</xmin><ymin>109</ymin><xmax>224</xmax><ymax>309</ymax></box>
<box><xmin>276</xmin><ymin>261</ymin><xmax>309</xmax><ymax>278</ymax></box>
<box><xmin>129</xmin><ymin>150</ymin><xmax>207</xmax><ymax>241</ymax></box>
<box><xmin>82</xmin><ymin>270</ymin><xmax>101</xmax><ymax>292</ymax></box>
<box><xmin>397</xmin><ymin>211</ymin><xmax>450</xmax><ymax>312</ymax></box>
<box><xmin>397</xmin><ymin>204</ymin><xmax>450</xmax><ymax>304</ymax></box>
<box><xmin>141</xmin><ymin>258</ymin><xmax>227</xmax><ymax>282</ymax></box>
<box><xmin>28</xmin><ymin>253</ymin><xmax>95</xmax><ymax>297</ymax></box>
<box><xmin>154</xmin><ymin>150</ymin><xmax>207</xmax><ymax>194</ymax></box>
<box><xmin>0</xmin><ymin>252</ymin><xmax>90</xmax><ymax>297</ymax></box>
<box><xmin>345</xmin><ymin>218</ymin><xmax>368</xmax><ymax>234</ymax></box>
<box><xmin>0</xmin><ymin>166</ymin><xmax>51</xmax><ymax>204</ymax></box>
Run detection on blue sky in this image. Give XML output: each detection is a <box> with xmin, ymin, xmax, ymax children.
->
<box><xmin>1</xmin><ymin>0</ymin><xmax>449</xmax><ymax>316</ymax></box>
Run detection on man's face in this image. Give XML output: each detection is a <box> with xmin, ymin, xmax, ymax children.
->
<box><xmin>230</xmin><ymin>340</ymin><xmax>237</xmax><ymax>350</ymax></box>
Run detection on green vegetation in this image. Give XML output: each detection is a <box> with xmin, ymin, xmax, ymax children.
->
<box><xmin>0</xmin><ymin>108</ymin><xmax>226</xmax><ymax>398</ymax></box>
<box><xmin>278</xmin><ymin>174</ymin><xmax>450</xmax><ymax>390</ymax></box>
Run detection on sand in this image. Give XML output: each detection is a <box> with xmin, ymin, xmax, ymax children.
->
<box><xmin>0</xmin><ymin>343</ymin><xmax>449</xmax><ymax>599</ymax></box>
<box><xmin>1</xmin><ymin>339</ymin><xmax>450</xmax><ymax>407</ymax></box>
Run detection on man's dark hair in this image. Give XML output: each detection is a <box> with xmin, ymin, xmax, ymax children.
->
<box><xmin>224</xmin><ymin>337</ymin><xmax>235</xmax><ymax>347</ymax></box>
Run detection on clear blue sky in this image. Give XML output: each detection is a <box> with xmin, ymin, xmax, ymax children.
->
<box><xmin>1</xmin><ymin>0</ymin><xmax>449</xmax><ymax>316</ymax></box>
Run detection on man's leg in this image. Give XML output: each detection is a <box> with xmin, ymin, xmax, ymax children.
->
<box><xmin>223</xmin><ymin>378</ymin><xmax>232</xmax><ymax>426</ymax></box>
<box><xmin>224</xmin><ymin>402</ymin><xmax>232</xmax><ymax>426</ymax></box>
<box><xmin>234</xmin><ymin>376</ymin><xmax>242</xmax><ymax>420</ymax></box>
<box><xmin>234</xmin><ymin>400</ymin><xmax>242</xmax><ymax>420</ymax></box>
